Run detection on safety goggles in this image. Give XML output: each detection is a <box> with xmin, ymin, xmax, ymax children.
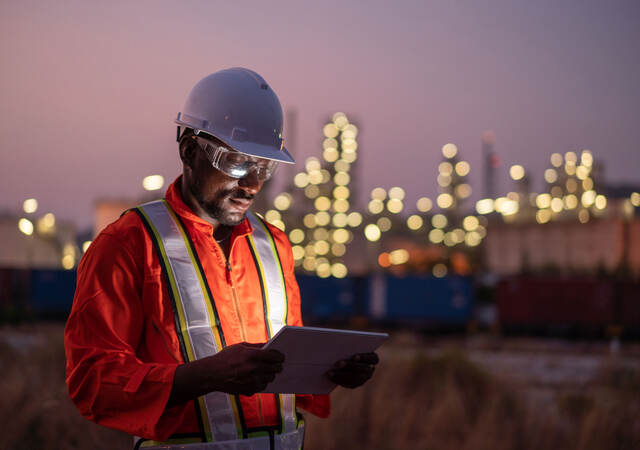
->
<box><xmin>193</xmin><ymin>136</ymin><xmax>278</xmax><ymax>181</ymax></box>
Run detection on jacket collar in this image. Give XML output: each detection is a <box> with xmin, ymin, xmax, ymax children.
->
<box><xmin>164</xmin><ymin>176</ymin><xmax>253</xmax><ymax>240</ymax></box>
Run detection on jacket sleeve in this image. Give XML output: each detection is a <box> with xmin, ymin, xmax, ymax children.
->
<box><xmin>64</xmin><ymin>230</ymin><xmax>186</xmax><ymax>440</ymax></box>
<box><xmin>272</xmin><ymin>225</ymin><xmax>331</xmax><ymax>419</ymax></box>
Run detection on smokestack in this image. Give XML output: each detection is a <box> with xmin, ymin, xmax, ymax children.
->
<box><xmin>482</xmin><ymin>130</ymin><xmax>498</xmax><ymax>199</ymax></box>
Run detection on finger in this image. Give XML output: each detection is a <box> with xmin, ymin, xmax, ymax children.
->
<box><xmin>353</xmin><ymin>352</ymin><xmax>379</xmax><ymax>365</ymax></box>
<box><xmin>252</xmin><ymin>349</ymin><xmax>285</xmax><ymax>363</ymax></box>
<box><xmin>328</xmin><ymin>365</ymin><xmax>374</xmax><ymax>380</ymax></box>
<box><xmin>327</xmin><ymin>370</ymin><xmax>372</xmax><ymax>388</ymax></box>
<box><xmin>253</xmin><ymin>362</ymin><xmax>283</xmax><ymax>375</ymax></box>
<box><xmin>333</xmin><ymin>361</ymin><xmax>376</xmax><ymax>374</ymax></box>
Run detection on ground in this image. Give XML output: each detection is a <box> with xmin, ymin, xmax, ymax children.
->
<box><xmin>1</xmin><ymin>324</ymin><xmax>638</xmax><ymax>450</ymax></box>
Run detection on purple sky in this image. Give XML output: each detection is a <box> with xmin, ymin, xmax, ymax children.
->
<box><xmin>1</xmin><ymin>0</ymin><xmax>639</xmax><ymax>230</ymax></box>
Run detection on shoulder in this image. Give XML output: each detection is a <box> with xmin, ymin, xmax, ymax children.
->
<box><xmin>99</xmin><ymin>208</ymin><xmax>148</xmax><ymax>249</ymax></box>
<box><xmin>80</xmin><ymin>208</ymin><xmax>151</xmax><ymax>272</ymax></box>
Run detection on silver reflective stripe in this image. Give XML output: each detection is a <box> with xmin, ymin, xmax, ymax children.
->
<box><xmin>140</xmin><ymin>200</ymin><xmax>238</xmax><ymax>442</ymax></box>
<box><xmin>135</xmin><ymin>426</ymin><xmax>304</xmax><ymax>449</ymax></box>
<box><xmin>245</xmin><ymin>212</ymin><xmax>297</xmax><ymax>435</ymax></box>
<box><xmin>246</xmin><ymin>212</ymin><xmax>287</xmax><ymax>336</ymax></box>
<box><xmin>279</xmin><ymin>394</ymin><xmax>296</xmax><ymax>435</ymax></box>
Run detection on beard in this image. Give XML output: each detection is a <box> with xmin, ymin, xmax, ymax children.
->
<box><xmin>188</xmin><ymin>177</ymin><xmax>254</xmax><ymax>226</ymax></box>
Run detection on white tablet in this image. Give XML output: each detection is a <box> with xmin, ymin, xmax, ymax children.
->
<box><xmin>260</xmin><ymin>326</ymin><xmax>388</xmax><ymax>394</ymax></box>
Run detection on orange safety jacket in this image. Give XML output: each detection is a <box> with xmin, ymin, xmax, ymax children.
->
<box><xmin>64</xmin><ymin>177</ymin><xmax>329</xmax><ymax>442</ymax></box>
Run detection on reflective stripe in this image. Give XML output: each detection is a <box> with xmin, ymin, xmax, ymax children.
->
<box><xmin>246</xmin><ymin>213</ymin><xmax>287</xmax><ymax>337</ymax></box>
<box><xmin>245</xmin><ymin>213</ymin><xmax>296</xmax><ymax>436</ymax></box>
<box><xmin>138</xmin><ymin>201</ymin><xmax>238</xmax><ymax>442</ymax></box>
<box><xmin>137</xmin><ymin>425</ymin><xmax>304</xmax><ymax>450</ymax></box>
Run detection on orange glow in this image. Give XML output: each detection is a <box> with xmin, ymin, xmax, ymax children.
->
<box><xmin>378</xmin><ymin>252</ymin><xmax>391</xmax><ymax>268</ymax></box>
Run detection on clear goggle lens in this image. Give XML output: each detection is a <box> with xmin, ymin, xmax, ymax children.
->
<box><xmin>195</xmin><ymin>136</ymin><xmax>278</xmax><ymax>181</ymax></box>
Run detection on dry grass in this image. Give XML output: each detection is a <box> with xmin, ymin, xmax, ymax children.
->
<box><xmin>1</xmin><ymin>325</ymin><xmax>638</xmax><ymax>450</ymax></box>
<box><xmin>304</xmin><ymin>347</ymin><xmax>640</xmax><ymax>450</ymax></box>
<box><xmin>0</xmin><ymin>324</ymin><xmax>130</xmax><ymax>450</ymax></box>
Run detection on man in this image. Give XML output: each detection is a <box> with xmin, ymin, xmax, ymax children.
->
<box><xmin>65</xmin><ymin>68</ymin><xmax>378</xmax><ymax>449</ymax></box>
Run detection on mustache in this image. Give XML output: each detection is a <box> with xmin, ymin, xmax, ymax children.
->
<box><xmin>226</xmin><ymin>189</ymin><xmax>255</xmax><ymax>200</ymax></box>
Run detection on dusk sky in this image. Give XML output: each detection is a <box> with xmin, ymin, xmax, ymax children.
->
<box><xmin>1</xmin><ymin>0</ymin><xmax>639</xmax><ymax>230</ymax></box>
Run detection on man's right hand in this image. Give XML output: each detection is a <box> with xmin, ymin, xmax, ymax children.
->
<box><xmin>167</xmin><ymin>342</ymin><xmax>284</xmax><ymax>407</ymax></box>
<box><xmin>210</xmin><ymin>343</ymin><xmax>284</xmax><ymax>395</ymax></box>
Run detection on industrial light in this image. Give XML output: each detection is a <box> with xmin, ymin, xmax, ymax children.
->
<box><xmin>432</xmin><ymin>263</ymin><xmax>447</xmax><ymax>278</ymax></box>
<box><xmin>294</xmin><ymin>173</ymin><xmax>309</xmax><ymax>188</ymax></box>
<box><xmin>388</xmin><ymin>187</ymin><xmax>405</xmax><ymax>200</ymax></box>
<box><xmin>386</xmin><ymin>199</ymin><xmax>403</xmax><ymax>214</ymax></box>
<box><xmin>331</xmin><ymin>263</ymin><xmax>348</xmax><ymax>278</ymax></box>
<box><xmin>370</xmin><ymin>187</ymin><xmax>386</xmax><ymax>200</ymax></box>
<box><xmin>273</xmin><ymin>193</ymin><xmax>292</xmax><ymax>211</ymax></box>
<box><xmin>509</xmin><ymin>165</ymin><xmax>525</xmax><ymax>180</ymax></box>
<box><xmin>18</xmin><ymin>218</ymin><xmax>34</xmax><ymax>236</ymax></box>
<box><xmin>417</xmin><ymin>197</ymin><xmax>432</xmax><ymax>212</ymax></box>
<box><xmin>23</xmin><ymin>198</ymin><xmax>38</xmax><ymax>214</ymax></box>
<box><xmin>407</xmin><ymin>215</ymin><xmax>423</xmax><ymax>230</ymax></box>
<box><xmin>364</xmin><ymin>224</ymin><xmax>381</xmax><ymax>242</ymax></box>
<box><xmin>455</xmin><ymin>161</ymin><xmax>470</xmax><ymax>177</ymax></box>
<box><xmin>142</xmin><ymin>175</ymin><xmax>164</xmax><ymax>191</ymax></box>
<box><xmin>437</xmin><ymin>193</ymin><xmax>454</xmax><ymax>209</ymax></box>
<box><xmin>441</xmin><ymin>143</ymin><xmax>458</xmax><ymax>159</ymax></box>
<box><xmin>432</xmin><ymin>214</ymin><xmax>447</xmax><ymax>229</ymax></box>
<box><xmin>475</xmin><ymin>198</ymin><xmax>494</xmax><ymax>215</ymax></box>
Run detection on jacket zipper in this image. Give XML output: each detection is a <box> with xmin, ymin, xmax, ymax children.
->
<box><xmin>217</xmin><ymin>234</ymin><xmax>265</xmax><ymax>426</ymax></box>
<box><xmin>224</xmin><ymin>258</ymin><xmax>248</xmax><ymax>342</ymax></box>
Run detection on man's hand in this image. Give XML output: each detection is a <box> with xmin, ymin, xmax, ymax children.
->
<box><xmin>211</xmin><ymin>343</ymin><xmax>284</xmax><ymax>395</ymax></box>
<box><xmin>326</xmin><ymin>352</ymin><xmax>379</xmax><ymax>389</ymax></box>
<box><xmin>168</xmin><ymin>342</ymin><xmax>284</xmax><ymax>407</ymax></box>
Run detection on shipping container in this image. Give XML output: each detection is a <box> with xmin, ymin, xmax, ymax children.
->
<box><xmin>29</xmin><ymin>269</ymin><xmax>76</xmax><ymax>318</ymax></box>
<box><xmin>296</xmin><ymin>274</ymin><xmax>365</xmax><ymax>323</ymax></box>
<box><xmin>375</xmin><ymin>275</ymin><xmax>474</xmax><ymax>325</ymax></box>
<box><xmin>0</xmin><ymin>267</ymin><xmax>31</xmax><ymax>320</ymax></box>
<box><xmin>497</xmin><ymin>277</ymin><xmax>615</xmax><ymax>331</ymax></box>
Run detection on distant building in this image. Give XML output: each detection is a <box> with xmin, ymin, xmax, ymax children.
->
<box><xmin>94</xmin><ymin>199</ymin><xmax>139</xmax><ymax>237</ymax></box>
<box><xmin>485</xmin><ymin>197</ymin><xmax>640</xmax><ymax>276</ymax></box>
<box><xmin>0</xmin><ymin>214</ymin><xmax>78</xmax><ymax>269</ymax></box>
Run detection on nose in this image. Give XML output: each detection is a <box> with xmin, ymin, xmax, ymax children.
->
<box><xmin>238</xmin><ymin>169</ymin><xmax>264</xmax><ymax>195</ymax></box>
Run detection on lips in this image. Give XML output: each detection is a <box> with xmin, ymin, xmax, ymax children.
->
<box><xmin>228</xmin><ymin>196</ymin><xmax>252</xmax><ymax>212</ymax></box>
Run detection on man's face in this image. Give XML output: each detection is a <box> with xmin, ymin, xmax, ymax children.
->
<box><xmin>185</xmin><ymin>138</ymin><xmax>266</xmax><ymax>226</ymax></box>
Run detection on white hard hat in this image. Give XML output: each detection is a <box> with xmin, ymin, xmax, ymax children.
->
<box><xmin>176</xmin><ymin>68</ymin><xmax>294</xmax><ymax>164</ymax></box>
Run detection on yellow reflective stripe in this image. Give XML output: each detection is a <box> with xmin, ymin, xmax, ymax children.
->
<box><xmin>161</xmin><ymin>201</ymin><xmax>243</xmax><ymax>440</ymax></box>
<box><xmin>246</xmin><ymin>430</ymin><xmax>270</xmax><ymax>439</ymax></box>
<box><xmin>229</xmin><ymin>397</ymin><xmax>244</xmax><ymax>438</ymax></box>
<box><xmin>138</xmin><ymin>204</ymin><xmax>213</xmax><ymax>441</ymax></box>
<box><xmin>247</xmin><ymin>233</ymin><xmax>271</xmax><ymax>335</ymax></box>
<box><xmin>136</xmin><ymin>206</ymin><xmax>196</xmax><ymax>363</ymax></box>
<box><xmin>246</xmin><ymin>214</ymin><xmax>296</xmax><ymax>436</ymax></box>
<box><xmin>163</xmin><ymin>200</ymin><xmax>224</xmax><ymax>353</ymax></box>
<box><xmin>253</xmin><ymin>217</ymin><xmax>288</xmax><ymax>327</ymax></box>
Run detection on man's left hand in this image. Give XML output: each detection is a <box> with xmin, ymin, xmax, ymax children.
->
<box><xmin>327</xmin><ymin>352</ymin><xmax>379</xmax><ymax>389</ymax></box>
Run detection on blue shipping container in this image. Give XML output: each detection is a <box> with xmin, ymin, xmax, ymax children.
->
<box><xmin>379</xmin><ymin>275</ymin><xmax>473</xmax><ymax>323</ymax></box>
<box><xmin>30</xmin><ymin>269</ymin><xmax>76</xmax><ymax>314</ymax></box>
<box><xmin>297</xmin><ymin>274</ymin><xmax>363</xmax><ymax>321</ymax></box>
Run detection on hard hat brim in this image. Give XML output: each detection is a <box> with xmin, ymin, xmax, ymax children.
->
<box><xmin>177</xmin><ymin>119</ymin><xmax>295</xmax><ymax>164</ymax></box>
<box><xmin>223</xmin><ymin>139</ymin><xmax>295</xmax><ymax>165</ymax></box>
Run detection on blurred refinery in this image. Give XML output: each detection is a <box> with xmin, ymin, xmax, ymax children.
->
<box><xmin>1</xmin><ymin>112</ymin><xmax>640</xmax><ymax>331</ymax></box>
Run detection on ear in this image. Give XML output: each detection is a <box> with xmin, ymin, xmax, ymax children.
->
<box><xmin>179</xmin><ymin>136</ymin><xmax>198</xmax><ymax>168</ymax></box>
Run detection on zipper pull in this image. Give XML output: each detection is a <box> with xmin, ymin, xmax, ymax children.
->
<box><xmin>225</xmin><ymin>259</ymin><xmax>232</xmax><ymax>272</ymax></box>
